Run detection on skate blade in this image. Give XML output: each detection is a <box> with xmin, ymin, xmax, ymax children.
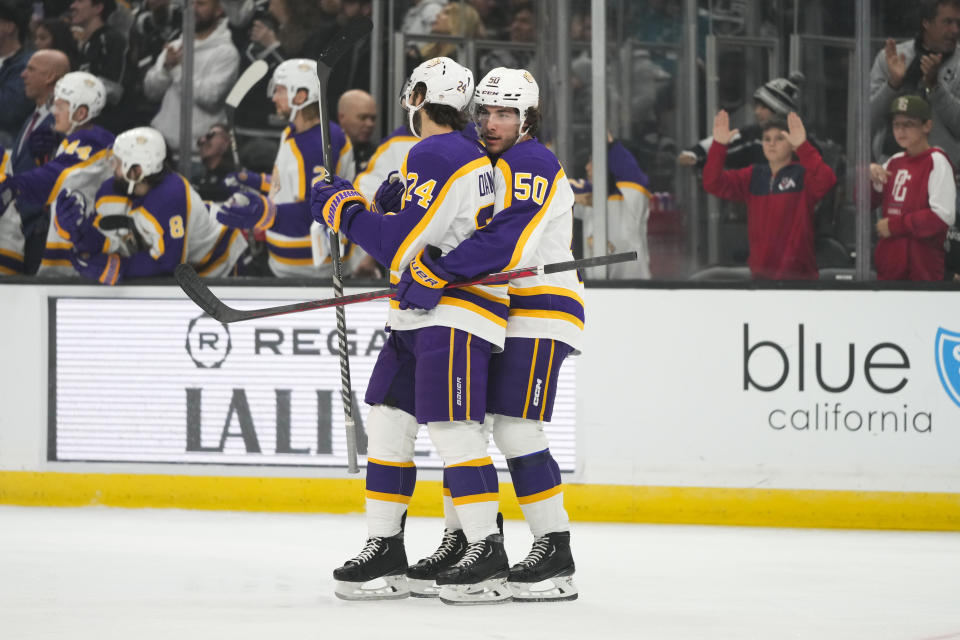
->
<box><xmin>509</xmin><ymin>575</ymin><xmax>578</xmax><ymax>602</ymax></box>
<box><xmin>406</xmin><ymin>577</ymin><xmax>440</xmax><ymax>598</ymax></box>
<box><xmin>438</xmin><ymin>578</ymin><xmax>512</xmax><ymax>605</ymax></box>
<box><xmin>334</xmin><ymin>575</ymin><xmax>410</xmax><ymax>601</ymax></box>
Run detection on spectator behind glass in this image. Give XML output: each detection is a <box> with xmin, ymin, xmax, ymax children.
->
<box><xmin>870</xmin><ymin>95</ymin><xmax>956</xmax><ymax>281</ymax></box>
<box><xmin>871</xmin><ymin>0</ymin><xmax>960</xmax><ymax>166</ymax></box>
<box><xmin>235</xmin><ymin>11</ymin><xmax>285</xmax><ymax>132</ymax></box>
<box><xmin>143</xmin><ymin>0</ymin><xmax>240</xmax><ymax>158</ymax></box>
<box><xmin>407</xmin><ymin>2</ymin><xmax>485</xmax><ymax>74</ymax></box>
<box><xmin>193</xmin><ymin>123</ymin><xmax>235</xmax><ymax>202</ymax></box>
<box><xmin>702</xmin><ymin>110</ymin><xmax>837</xmax><ymax>281</ymax></box>
<box><xmin>33</xmin><ymin>18</ymin><xmax>79</xmax><ymax>69</ymax></box>
<box><xmin>478</xmin><ymin>1</ymin><xmax>535</xmax><ymax>76</ymax></box>
<box><xmin>678</xmin><ymin>74</ymin><xmax>804</xmax><ymax>170</ymax></box>
<box><xmin>400</xmin><ymin>0</ymin><xmax>445</xmax><ymax>36</ymax></box>
<box><xmin>337</xmin><ymin>88</ymin><xmax>376</xmax><ymax>173</ymax></box>
<box><xmin>0</xmin><ymin>0</ymin><xmax>35</xmax><ymax>147</ymax></box>
<box><xmin>70</xmin><ymin>0</ymin><xmax>127</xmax><ymax>116</ymax></box>
<box><xmin>118</xmin><ymin>0</ymin><xmax>182</xmax><ymax>131</ymax></box>
<box><xmin>269</xmin><ymin>0</ymin><xmax>337</xmax><ymax>59</ymax></box>
<box><xmin>469</xmin><ymin>0</ymin><xmax>507</xmax><ymax>40</ymax></box>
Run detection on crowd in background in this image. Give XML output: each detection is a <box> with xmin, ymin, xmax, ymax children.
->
<box><xmin>0</xmin><ymin>0</ymin><xmax>957</xmax><ymax>284</ymax></box>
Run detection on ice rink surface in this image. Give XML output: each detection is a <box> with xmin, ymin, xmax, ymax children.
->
<box><xmin>2</xmin><ymin>506</ymin><xmax>960</xmax><ymax>640</ymax></box>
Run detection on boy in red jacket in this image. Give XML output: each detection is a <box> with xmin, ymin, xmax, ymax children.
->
<box><xmin>870</xmin><ymin>95</ymin><xmax>956</xmax><ymax>281</ymax></box>
<box><xmin>703</xmin><ymin>110</ymin><xmax>837</xmax><ymax>279</ymax></box>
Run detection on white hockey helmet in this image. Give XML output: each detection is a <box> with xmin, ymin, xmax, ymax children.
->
<box><xmin>474</xmin><ymin>67</ymin><xmax>539</xmax><ymax>138</ymax></box>
<box><xmin>402</xmin><ymin>56</ymin><xmax>474</xmax><ymax>137</ymax></box>
<box><xmin>54</xmin><ymin>71</ymin><xmax>106</xmax><ymax>131</ymax></box>
<box><xmin>268</xmin><ymin>58</ymin><xmax>320</xmax><ymax>121</ymax></box>
<box><xmin>113</xmin><ymin>127</ymin><xmax>166</xmax><ymax>183</ymax></box>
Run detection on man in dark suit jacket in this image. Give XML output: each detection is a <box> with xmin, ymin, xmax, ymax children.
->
<box><xmin>0</xmin><ymin>0</ymin><xmax>34</xmax><ymax>147</ymax></box>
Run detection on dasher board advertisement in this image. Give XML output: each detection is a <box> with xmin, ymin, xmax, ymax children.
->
<box><xmin>49</xmin><ymin>297</ymin><xmax>577</xmax><ymax>471</ymax></box>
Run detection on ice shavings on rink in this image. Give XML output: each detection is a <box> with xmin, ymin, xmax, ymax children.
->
<box><xmin>2</xmin><ymin>506</ymin><xmax>960</xmax><ymax>640</ymax></box>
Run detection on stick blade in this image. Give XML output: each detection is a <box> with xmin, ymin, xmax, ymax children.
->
<box><xmin>317</xmin><ymin>17</ymin><xmax>373</xmax><ymax>71</ymax></box>
<box><xmin>226</xmin><ymin>60</ymin><xmax>269</xmax><ymax>108</ymax></box>
<box><xmin>175</xmin><ymin>263</ymin><xmax>234</xmax><ymax>322</ymax></box>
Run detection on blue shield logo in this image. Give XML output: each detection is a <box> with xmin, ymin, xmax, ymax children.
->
<box><xmin>935</xmin><ymin>328</ymin><xmax>960</xmax><ymax>408</ymax></box>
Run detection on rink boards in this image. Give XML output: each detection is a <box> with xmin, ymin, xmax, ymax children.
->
<box><xmin>1</xmin><ymin>282</ymin><xmax>959</xmax><ymax>530</ymax></box>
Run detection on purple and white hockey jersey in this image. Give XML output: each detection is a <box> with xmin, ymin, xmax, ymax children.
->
<box><xmin>0</xmin><ymin>147</ymin><xmax>24</xmax><ymax>275</ymax></box>
<box><xmin>37</xmin><ymin>126</ymin><xmax>116</xmax><ymax>275</ymax></box>
<box><xmin>268</xmin><ymin>122</ymin><xmax>361</xmax><ymax>277</ymax></box>
<box><xmin>85</xmin><ymin>173</ymin><xmax>244</xmax><ymax>284</ymax></box>
<box><xmin>353</xmin><ymin>125</ymin><xmax>418</xmax><ymax>203</ymax></box>
<box><xmin>436</xmin><ymin>138</ymin><xmax>585</xmax><ymax>351</ymax></box>
<box><xmin>342</xmin><ymin>131</ymin><xmax>504</xmax><ymax>347</ymax></box>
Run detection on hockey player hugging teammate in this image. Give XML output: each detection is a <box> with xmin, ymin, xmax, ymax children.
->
<box><xmin>395</xmin><ymin>67</ymin><xmax>581</xmax><ymax>603</ymax></box>
<box><xmin>310</xmin><ymin>57</ymin><xmax>516</xmax><ymax>605</ymax></box>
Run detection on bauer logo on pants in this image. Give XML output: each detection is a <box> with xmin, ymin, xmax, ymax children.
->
<box><xmin>935</xmin><ymin>327</ymin><xmax>960</xmax><ymax>409</ymax></box>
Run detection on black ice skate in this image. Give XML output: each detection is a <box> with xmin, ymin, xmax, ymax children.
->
<box><xmin>507</xmin><ymin>531</ymin><xmax>578</xmax><ymax>602</ymax></box>
<box><xmin>333</xmin><ymin>531</ymin><xmax>410</xmax><ymax>601</ymax></box>
<box><xmin>406</xmin><ymin>528</ymin><xmax>467</xmax><ymax>597</ymax></box>
<box><xmin>436</xmin><ymin>533</ymin><xmax>511</xmax><ymax>605</ymax></box>
<box><xmin>407</xmin><ymin>513</ymin><xmax>503</xmax><ymax>597</ymax></box>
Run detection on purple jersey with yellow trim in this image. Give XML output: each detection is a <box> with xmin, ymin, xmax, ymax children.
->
<box><xmin>268</xmin><ymin>122</ymin><xmax>361</xmax><ymax>277</ymax></box>
<box><xmin>86</xmin><ymin>173</ymin><xmax>244</xmax><ymax>284</ymax></box>
<box><xmin>342</xmin><ymin>131</ymin><xmax>503</xmax><ymax>348</ymax></box>
<box><xmin>432</xmin><ymin>138</ymin><xmax>584</xmax><ymax>351</ymax></box>
<box><xmin>15</xmin><ymin>126</ymin><xmax>114</xmax><ymax>211</ymax></box>
<box><xmin>37</xmin><ymin>127</ymin><xmax>116</xmax><ymax>275</ymax></box>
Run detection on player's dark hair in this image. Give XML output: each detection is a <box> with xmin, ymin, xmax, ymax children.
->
<box><xmin>301</xmin><ymin>102</ymin><xmax>320</xmax><ymax>120</ymax></box>
<box><xmin>92</xmin><ymin>0</ymin><xmax>117</xmax><ymax>19</ymax></box>
<box><xmin>524</xmin><ymin>106</ymin><xmax>541</xmax><ymax>137</ymax></box>
<box><xmin>413</xmin><ymin>82</ymin><xmax>468</xmax><ymax>130</ymax></box>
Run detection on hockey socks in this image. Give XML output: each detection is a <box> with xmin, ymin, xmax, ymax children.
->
<box><xmin>364</xmin><ymin>458</ymin><xmax>416</xmax><ymax>538</ymax></box>
<box><xmin>444</xmin><ymin>457</ymin><xmax>500</xmax><ymax>543</ymax></box>
<box><xmin>507</xmin><ymin>448</ymin><xmax>570</xmax><ymax>537</ymax></box>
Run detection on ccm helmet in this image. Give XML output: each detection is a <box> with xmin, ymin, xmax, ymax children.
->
<box><xmin>402</xmin><ymin>56</ymin><xmax>474</xmax><ymax>137</ymax></box>
<box><xmin>54</xmin><ymin>71</ymin><xmax>106</xmax><ymax>132</ymax></box>
<box><xmin>113</xmin><ymin>127</ymin><xmax>166</xmax><ymax>183</ymax></box>
<box><xmin>268</xmin><ymin>59</ymin><xmax>320</xmax><ymax>121</ymax></box>
<box><xmin>474</xmin><ymin>67</ymin><xmax>539</xmax><ymax>139</ymax></box>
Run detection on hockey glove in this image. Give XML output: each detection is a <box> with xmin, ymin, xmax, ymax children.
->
<box><xmin>70</xmin><ymin>250</ymin><xmax>123</xmax><ymax>285</ymax></box>
<box><xmin>28</xmin><ymin>127</ymin><xmax>59</xmax><ymax>162</ymax></box>
<box><xmin>224</xmin><ymin>170</ymin><xmax>271</xmax><ymax>193</ymax></box>
<box><xmin>371</xmin><ymin>171</ymin><xmax>405</xmax><ymax>214</ymax></box>
<box><xmin>394</xmin><ymin>245</ymin><xmax>454</xmax><ymax>311</ymax></box>
<box><xmin>310</xmin><ymin>174</ymin><xmax>367</xmax><ymax>233</ymax></box>
<box><xmin>216</xmin><ymin>192</ymin><xmax>276</xmax><ymax>231</ymax></box>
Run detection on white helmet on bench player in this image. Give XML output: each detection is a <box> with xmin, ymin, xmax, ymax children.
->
<box><xmin>113</xmin><ymin>127</ymin><xmax>166</xmax><ymax>184</ymax></box>
<box><xmin>54</xmin><ymin>71</ymin><xmax>106</xmax><ymax>133</ymax></box>
<box><xmin>402</xmin><ymin>56</ymin><xmax>473</xmax><ymax>137</ymax></box>
<box><xmin>474</xmin><ymin>67</ymin><xmax>539</xmax><ymax>140</ymax></box>
<box><xmin>269</xmin><ymin>59</ymin><xmax>320</xmax><ymax>121</ymax></box>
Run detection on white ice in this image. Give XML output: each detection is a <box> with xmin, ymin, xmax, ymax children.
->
<box><xmin>2</xmin><ymin>506</ymin><xmax>960</xmax><ymax>640</ymax></box>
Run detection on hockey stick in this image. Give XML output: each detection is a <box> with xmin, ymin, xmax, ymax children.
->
<box><xmin>174</xmin><ymin>250</ymin><xmax>637</xmax><ymax>323</ymax></box>
<box><xmin>224</xmin><ymin>60</ymin><xmax>269</xmax><ymax>166</ymax></box>
<box><xmin>316</xmin><ymin>17</ymin><xmax>373</xmax><ymax>474</ymax></box>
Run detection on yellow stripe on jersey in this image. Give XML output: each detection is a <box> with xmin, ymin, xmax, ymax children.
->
<box><xmin>506</xmin><ymin>168</ymin><xmax>563</xmax><ymax>270</ymax></box>
<box><xmin>616</xmin><ymin>181</ymin><xmax>653</xmax><ymax>199</ymax></box>
<box><xmin>134</xmin><ymin>206</ymin><xmax>166</xmax><ymax>259</ymax></box>
<box><xmin>0</xmin><ymin>247</ymin><xmax>24</xmax><ymax>260</ymax></box>
<box><xmin>437</xmin><ymin>296</ymin><xmax>508</xmax><ymax>328</ymax></box>
<box><xmin>288</xmin><ymin>137</ymin><xmax>307</xmax><ymax>201</ymax></box>
<box><xmin>196</xmin><ymin>229</ymin><xmax>241</xmax><ymax>276</ymax></box>
<box><xmin>466</xmin><ymin>333</ymin><xmax>472</xmax><ymax>418</ymax></box>
<box><xmin>0</xmin><ymin>149</ymin><xmax>9</xmax><ymax>175</ymax></box>
<box><xmin>522</xmin><ymin>338</ymin><xmax>540</xmax><ymax>419</ymax></box>
<box><xmin>517</xmin><ymin>485</ymin><xmax>563</xmax><ymax>505</ymax></box>
<box><xmin>460</xmin><ymin>285</ymin><xmax>509</xmax><ymax>305</ymax></box>
<box><xmin>268</xmin><ymin>253</ymin><xmax>314</xmax><ymax>266</ymax></box>
<box><xmin>508</xmin><ymin>285</ymin><xmax>584</xmax><ymax>308</ymax></box>
<box><xmin>496</xmin><ymin>157</ymin><xmax>513</xmax><ymax>210</ymax></box>
<box><xmin>46</xmin><ymin>149</ymin><xmax>110</xmax><ymax>206</ymax></box>
<box><xmin>179</xmin><ymin>176</ymin><xmax>192</xmax><ymax>263</ymax></box>
<box><xmin>390</xmin><ymin>156</ymin><xmax>492</xmax><ymax>274</ymax></box>
<box><xmin>509</xmin><ymin>308</ymin><xmax>585</xmax><ymax>330</ymax></box>
<box><xmin>53</xmin><ymin>211</ymin><xmax>72</xmax><ymax>240</ymax></box>
<box><xmin>336</xmin><ymin>135</ymin><xmax>352</xmax><ymax>176</ymax></box>
<box><xmin>95</xmin><ymin>194</ymin><xmax>130</xmax><ymax>211</ymax></box>
<box><xmin>46</xmin><ymin>242</ymin><xmax>71</xmax><ymax>251</ymax></box>
<box><xmin>354</xmin><ymin>136</ymin><xmax>419</xmax><ymax>186</ymax></box>
<box><xmin>265</xmin><ymin>234</ymin><xmax>312</xmax><ymax>248</ymax></box>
